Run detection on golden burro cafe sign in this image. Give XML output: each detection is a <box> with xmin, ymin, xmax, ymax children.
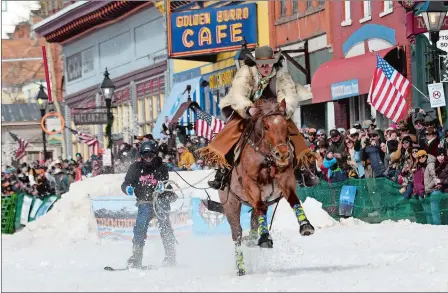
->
<box><xmin>169</xmin><ymin>3</ymin><xmax>258</xmax><ymax>57</ymax></box>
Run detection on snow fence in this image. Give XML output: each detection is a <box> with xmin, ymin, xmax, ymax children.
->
<box><xmin>297</xmin><ymin>177</ymin><xmax>448</xmax><ymax>225</ymax></box>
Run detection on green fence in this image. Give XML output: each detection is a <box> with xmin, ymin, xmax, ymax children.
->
<box><xmin>1</xmin><ymin>193</ymin><xmax>59</xmax><ymax>234</ymax></box>
<box><xmin>296</xmin><ymin>178</ymin><xmax>448</xmax><ymax>225</ymax></box>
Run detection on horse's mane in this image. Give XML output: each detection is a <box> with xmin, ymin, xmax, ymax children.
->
<box><xmin>250</xmin><ymin>99</ymin><xmax>285</xmax><ymax>122</ymax></box>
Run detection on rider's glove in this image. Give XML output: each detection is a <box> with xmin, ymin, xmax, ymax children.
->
<box><xmin>126</xmin><ymin>185</ymin><xmax>134</xmax><ymax>196</ymax></box>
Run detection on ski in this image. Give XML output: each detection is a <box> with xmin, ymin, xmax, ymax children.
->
<box><xmin>104</xmin><ymin>265</ymin><xmax>156</xmax><ymax>271</ymax></box>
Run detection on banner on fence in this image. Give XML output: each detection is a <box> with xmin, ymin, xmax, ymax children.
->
<box><xmin>90</xmin><ymin>196</ymin><xmax>192</xmax><ymax>241</ymax></box>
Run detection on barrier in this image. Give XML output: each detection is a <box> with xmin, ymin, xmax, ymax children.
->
<box><xmin>296</xmin><ymin>178</ymin><xmax>448</xmax><ymax>225</ymax></box>
<box><xmin>1</xmin><ymin>194</ymin><xmax>18</xmax><ymax>234</ymax></box>
<box><xmin>1</xmin><ymin>193</ymin><xmax>59</xmax><ymax>234</ymax></box>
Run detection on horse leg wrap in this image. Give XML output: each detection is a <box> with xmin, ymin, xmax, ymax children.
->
<box><xmin>234</xmin><ymin>243</ymin><xmax>246</xmax><ymax>276</ymax></box>
<box><xmin>257</xmin><ymin>215</ymin><xmax>269</xmax><ymax>236</ymax></box>
<box><xmin>242</xmin><ymin>229</ymin><xmax>258</xmax><ymax>247</ymax></box>
<box><xmin>292</xmin><ymin>204</ymin><xmax>315</xmax><ymax>236</ymax></box>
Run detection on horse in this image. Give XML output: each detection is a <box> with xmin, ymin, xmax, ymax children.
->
<box><xmin>218</xmin><ymin>99</ymin><xmax>315</xmax><ymax>276</ymax></box>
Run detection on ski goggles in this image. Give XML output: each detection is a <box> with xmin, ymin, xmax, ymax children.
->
<box><xmin>141</xmin><ymin>152</ymin><xmax>157</xmax><ymax>161</ymax></box>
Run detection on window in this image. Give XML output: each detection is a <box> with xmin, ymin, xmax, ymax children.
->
<box><xmin>292</xmin><ymin>0</ymin><xmax>298</xmax><ymax>14</ymax></box>
<box><xmin>341</xmin><ymin>1</ymin><xmax>352</xmax><ymax>26</ymax></box>
<box><xmin>349</xmin><ymin>95</ymin><xmax>370</xmax><ymax>126</ymax></box>
<box><xmin>306</xmin><ymin>0</ymin><xmax>312</xmax><ymax>10</ymax></box>
<box><xmin>380</xmin><ymin>0</ymin><xmax>393</xmax><ymax>17</ymax></box>
<box><xmin>360</xmin><ymin>1</ymin><xmax>372</xmax><ymax>23</ymax></box>
<box><xmin>280</xmin><ymin>0</ymin><xmax>286</xmax><ymax>17</ymax></box>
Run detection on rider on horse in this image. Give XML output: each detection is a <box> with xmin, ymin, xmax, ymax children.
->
<box><xmin>197</xmin><ymin>45</ymin><xmax>316</xmax><ymax>189</ymax></box>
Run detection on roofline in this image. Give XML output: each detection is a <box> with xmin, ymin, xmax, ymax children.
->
<box><xmin>32</xmin><ymin>1</ymin><xmax>107</xmax><ymax>36</ymax></box>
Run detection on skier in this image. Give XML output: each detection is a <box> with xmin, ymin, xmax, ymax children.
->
<box><xmin>121</xmin><ymin>140</ymin><xmax>177</xmax><ymax>268</ymax></box>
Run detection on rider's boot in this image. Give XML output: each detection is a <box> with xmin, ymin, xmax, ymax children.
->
<box><xmin>208</xmin><ymin>168</ymin><xmax>228</xmax><ymax>190</ymax></box>
<box><xmin>127</xmin><ymin>244</ymin><xmax>144</xmax><ymax>268</ymax></box>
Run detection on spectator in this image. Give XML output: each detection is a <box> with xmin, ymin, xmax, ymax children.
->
<box><xmin>362</xmin><ymin>130</ymin><xmax>386</xmax><ymax>178</ymax></box>
<box><xmin>176</xmin><ymin>143</ymin><xmax>195</xmax><ymax>171</ymax></box>
<box><xmin>54</xmin><ymin>168</ymin><xmax>69</xmax><ymax>196</ymax></box>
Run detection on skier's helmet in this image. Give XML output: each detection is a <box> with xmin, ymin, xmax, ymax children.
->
<box><xmin>140</xmin><ymin>140</ymin><xmax>158</xmax><ymax>155</ymax></box>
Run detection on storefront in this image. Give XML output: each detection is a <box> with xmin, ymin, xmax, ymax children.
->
<box><xmin>153</xmin><ymin>1</ymin><xmax>264</xmax><ymax>138</ymax></box>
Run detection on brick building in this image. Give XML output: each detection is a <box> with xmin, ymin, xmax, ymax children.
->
<box><xmin>268</xmin><ymin>0</ymin><xmax>333</xmax><ymax>130</ymax></box>
<box><xmin>311</xmin><ymin>1</ymin><xmax>411</xmax><ymax>130</ymax></box>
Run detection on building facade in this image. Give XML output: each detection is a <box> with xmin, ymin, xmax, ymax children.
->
<box><xmin>33</xmin><ymin>1</ymin><xmax>189</xmax><ymax>159</ymax></box>
<box><xmin>311</xmin><ymin>1</ymin><xmax>411</xmax><ymax>130</ymax></box>
<box><xmin>268</xmin><ymin>0</ymin><xmax>333</xmax><ymax>130</ymax></box>
<box><xmin>153</xmin><ymin>1</ymin><xmax>270</xmax><ymax>138</ymax></box>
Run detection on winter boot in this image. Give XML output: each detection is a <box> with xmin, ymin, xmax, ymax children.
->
<box><xmin>127</xmin><ymin>244</ymin><xmax>143</xmax><ymax>268</ymax></box>
<box><xmin>162</xmin><ymin>256</ymin><xmax>177</xmax><ymax>267</ymax></box>
<box><xmin>208</xmin><ymin>168</ymin><xmax>228</xmax><ymax>190</ymax></box>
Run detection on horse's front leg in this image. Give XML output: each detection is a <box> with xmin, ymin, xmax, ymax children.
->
<box><xmin>242</xmin><ymin>211</ymin><xmax>259</xmax><ymax>247</ymax></box>
<box><xmin>243</xmin><ymin>179</ymin><xmax>273</xmax><ymax>248</ymax></box>
<box><xmin>280</xmin><ymin>171</ymin><xmax>315</xmax><ymax>236</ymax></box>
<box><xmin>220</xmin><ymin>190</ymin><xmax>246</xmax><ymax>276</ymax></box>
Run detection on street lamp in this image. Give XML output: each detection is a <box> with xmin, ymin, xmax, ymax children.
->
<box><xmin>36</xmin><ymin>84</ymin><xmax>49</xmax><ymax>161</ymax></box>
<box><xmin>100</xmin><ymin>68</ymin><xmax>115</xmax><ymax>173</ymax></box>
<box><xmin>420</xmin><ymin>1</ymin><xmax>448</xmax><ymax>82</ymax></box>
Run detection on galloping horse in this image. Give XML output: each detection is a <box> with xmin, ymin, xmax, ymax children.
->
<box><xmin>218</xmin><ymin>99</ymin><xmax>315</xmax><ymax>276</ymax></box>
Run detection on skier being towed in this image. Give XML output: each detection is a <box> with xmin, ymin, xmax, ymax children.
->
<box><xmin>121</xmin><ymin>140</ymin><xmax>176</xmax><ymax>268</ymax></box>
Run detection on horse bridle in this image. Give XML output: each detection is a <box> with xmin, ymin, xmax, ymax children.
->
<box><xmin>246</xmin><ymin>110</ymin><xmax>292</xmax><ymax>166</ymax></box>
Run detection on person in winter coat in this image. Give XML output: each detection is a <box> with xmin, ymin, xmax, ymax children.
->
<box><xmin>424</xmin><ymin>126</ymin><xmax>439</xmax><ymax>158</ymax></box>
<box><xmin>121</xmin><ymin>140</ymin><xmax>176</xmax><ymax>268</ymax></box>
<box><xmin>436</xmin><ymin>148</ymin><xmax>448</xmax><ymax>193</ymax></box>
<box><xmin>361</xmin><ymin>130</ymin><xmax>386</xmax><ymax>178</ymax></box>
<box><xmin>418</xmin><ymin>150</ymin><xmax>443</xmax><ymax>225</ymax></box>
<box><xmin>54</xmin><ymin>168</ymin><xmax>69</xmax><ymax>196</ymax></box>
<box><xmin>176</xmin><ymin>143</ymin><xmax>195</xmax><ymax>171</ymax></box>
<box><xmin>412</xmin><ymin>150</ymin><xmax>428</xmax><ymax>199</ymax></box>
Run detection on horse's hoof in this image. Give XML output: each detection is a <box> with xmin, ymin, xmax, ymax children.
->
<box><xmin>258</xmin><ymin>233</ymin><xmax>273</xmax><ymax>248</ymax></box>
<box><xmin>237</xmin><ymin>268</ymin><xmax>246</xmax><ymax>276</ymax></box>
<box><xmin>300</xmin><ymin>220</ymin><xmax>315</xmax><ymax>236</ymax></box>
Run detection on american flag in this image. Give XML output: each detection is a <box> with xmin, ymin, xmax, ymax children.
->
<box><xmin>74</xmin><ymin>130</ymin><xmax>99</xmax><ymax>155</ymax></box>
<box><xmin>368</xmin><ymin>54</ymin><xmax>410</xmax><ymax>123</ymax></box>
<box><xmin>195</xmin><ymin>109</ymin><xmax>225</xmax><ymax>141</ymax></box>
<box><xmin>8</xmin><ymin>132</ymin><xmax>29</xmax><ymax>160</ymax></box>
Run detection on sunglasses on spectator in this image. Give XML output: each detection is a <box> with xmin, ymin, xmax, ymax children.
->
<box><xmin>331</xmin><ymin>135</ymin><xmax>339</xmax><ymax>138</ymax></box>
<box><xmin>309</xmin><ymin>132</ymin><xmax>316</xmax><ymax>136</ymax></box>
<box><xmin>316</xmin><ymin>134</ymin><xmax>324</xmax><ymax>137</ymax></box>
<box><xmin>418</xmin><ymin>155</ymin><xmax>427</xmax><ymax>159</ymax></box>
<box><xmin>345</xmin><ymin>141</ymin><xmax>353</xmax><ymax>144</ymax></box>
<box><xmin>368</xmin><ymin>134</ymin><xmax>378</xmax><ymax>138</ymax></box>
<box><xmin>415</xmin><ymin>121</ymin><xmax>422</xmax><ymax>125</ymax></box>
<box><xmin>412</xmin><ymin>150</ymin><xmax>418</xmax><ymax>154</ymax></box>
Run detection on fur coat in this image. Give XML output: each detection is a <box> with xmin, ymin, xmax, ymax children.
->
<box><xmin>219</xmin><ymin>65</ymin><xmax>311</xmax><ymax>119</ymax></box>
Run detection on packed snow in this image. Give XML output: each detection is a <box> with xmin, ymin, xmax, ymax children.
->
<box><xmin>2</xmin><ymin>172</ymin><xmax>448</xmax><ymax>292</ymax></box>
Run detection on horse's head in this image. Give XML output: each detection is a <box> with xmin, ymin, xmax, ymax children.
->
<box><xmin>251</xmin><ymin>99</ymin><xmax>291</xmax><ymax>167</ymax></box>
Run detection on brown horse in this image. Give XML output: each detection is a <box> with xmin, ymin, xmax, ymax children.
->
<box><xmin>218</xmin><ymin>99</ymin><xmax>315</xmax><ymax>276</ymax></box>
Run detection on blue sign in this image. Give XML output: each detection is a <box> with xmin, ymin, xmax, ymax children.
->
<box><xmin>339</xmin><ymin>185</ymin><xmax>357</xmax><ymax>217</ymax></box>
<box><xmin>331</xmin><ymin>79</ymin><xmax>359</xmax><ymax>100</ymax></box>
<box><xmin>170</xmin><ymin>3</ymin><xmax>258</xmax><ymax>57</ymax></box>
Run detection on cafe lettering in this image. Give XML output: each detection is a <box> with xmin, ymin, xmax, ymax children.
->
<box><xmin>169</xmin><ymin>3</ymin><xmax>258</xmax><ymax>57</ymax></box>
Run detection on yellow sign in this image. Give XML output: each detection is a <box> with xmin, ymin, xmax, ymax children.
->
<box><xmin>209</xmin><ymin>69</ymin><xmax>236</xmax><ymax>90</ymax></box>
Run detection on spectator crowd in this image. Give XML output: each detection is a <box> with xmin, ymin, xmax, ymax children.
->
<box><xmin>3</xmin><ymin>108</ymin><xmax>448</xmax><ymax>224</ymax></box>
<box><xmin>2</xmin><ymin>153</ymin><xmax>102</xmax><ymax>198</ymax></box>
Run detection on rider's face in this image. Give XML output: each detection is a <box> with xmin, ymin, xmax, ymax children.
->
<box><xmin>257</xmin><ymin>63</ymin><xmax>274</xmax><ymax>77</ymax></box>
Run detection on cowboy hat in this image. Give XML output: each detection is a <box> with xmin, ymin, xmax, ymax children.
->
<box><xmin>246</xmin><ymin>46</ymin><xmax>282</xmax><ymax>65</ymax></box>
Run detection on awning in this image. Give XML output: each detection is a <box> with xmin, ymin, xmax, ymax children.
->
<box><xmin>152</xmin><ymin>77</ymin><xmax>202</xmax><ymax>139</ymax></box>
<box><xmin>311</xmin><ymin>48</ymin><xmax>394</xmax><ymax>104</ymax></box>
